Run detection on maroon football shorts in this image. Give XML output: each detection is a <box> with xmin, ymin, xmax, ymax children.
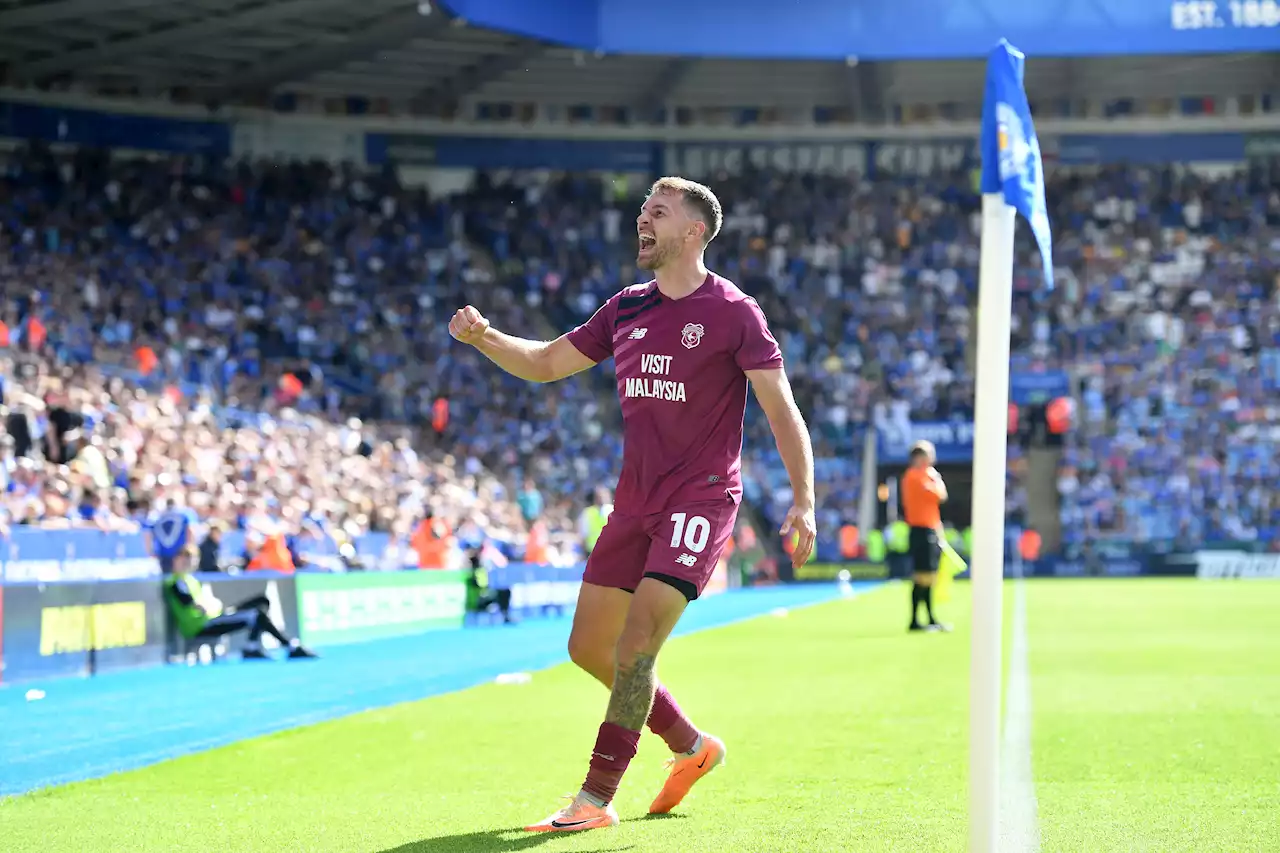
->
<box><xmin>583</xmin><ymin>495</ymin><xmax>739</xmax><ymax>601</ymax></box>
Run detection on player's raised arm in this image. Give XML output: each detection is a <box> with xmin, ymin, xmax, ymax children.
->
<box><xmin>449</xmin><ymin>305</ymin><xmax>598</xmax><ymax>384</ymax></box>
<box><xmin>746</xmin><ymin>366</ymin><xmax>817</xmax><ymax>568</ymax></box>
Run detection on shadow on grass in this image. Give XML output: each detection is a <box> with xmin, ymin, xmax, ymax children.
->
<box><xmin>379</xmin><ymin>814</ymin><xmax>686</xmax><ymax>853</ymax></box>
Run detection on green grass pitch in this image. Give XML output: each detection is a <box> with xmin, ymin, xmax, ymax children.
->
<box><xmin>1</xmin><ymin>580</ymin><xmax>1276</xmax><ymax>853</ymax></box>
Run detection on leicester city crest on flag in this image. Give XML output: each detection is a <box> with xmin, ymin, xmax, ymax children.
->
<box><xmin>996</xmin><ymin>102</ymin><xmax>1032</xmax><ymax>185</ymax></box>
<box><xmin>981</xmin><ymin>39</ymin><xmax>1054</xmax><ymax>289</ymax></box>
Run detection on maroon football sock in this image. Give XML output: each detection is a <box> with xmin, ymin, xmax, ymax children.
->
<box><xmin>581</xmin><ymin>722</ymin><xmax>641</xmax><ymax>805</ymax></box>
<box><xmin>647</xmin><ymin>684</ymin><xmax>700</xmax><ymax>754</ymax></box>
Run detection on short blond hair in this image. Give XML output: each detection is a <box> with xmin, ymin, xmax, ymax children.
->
<box><xmin>909</xmin><ymin>440</ymin><xmax>937</xmax><ymax>463</ymax></box>
<box><xmin>648</xmin><ymin>176</ymin><xmax>722</xmax><ymax>244</ymax></box>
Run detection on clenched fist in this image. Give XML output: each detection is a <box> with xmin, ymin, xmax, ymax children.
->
<box><xmin>449</xmin><ymin>305</ymin><xmax>490</xmax><ymax>346</ymax></box>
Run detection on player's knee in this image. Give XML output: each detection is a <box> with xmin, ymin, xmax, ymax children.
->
<box><xmin>568</xmin><ymin>632</ymin><xmax>612</xmax><ymax>675</ymax></box>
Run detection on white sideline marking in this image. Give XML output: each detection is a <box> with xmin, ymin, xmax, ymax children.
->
<box><xmin>1001</xmin><ymin>576</ymin><xmax>1041</xmax><ymax>852</ymax></box>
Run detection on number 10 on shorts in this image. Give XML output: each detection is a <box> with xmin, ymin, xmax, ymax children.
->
<box><xmin>669</xmin><ymin>513</ymin><xmax>711</xmax><ymax>553</ymax></box>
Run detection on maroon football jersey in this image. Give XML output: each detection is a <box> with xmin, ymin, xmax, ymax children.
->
<box><xmin>566</xmin><ymin>272</ymin><xmax>784</xmax><ymax>515</ymax></box>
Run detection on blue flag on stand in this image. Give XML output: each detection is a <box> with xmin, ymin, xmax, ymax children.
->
<box><xmin>979</xmin><ymin>39</ymin><xmax>1053</xmax><ymax>289</ymax></box>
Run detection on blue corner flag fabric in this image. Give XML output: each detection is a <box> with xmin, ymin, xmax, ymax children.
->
<box><xmin>979</xmin><ymin>39</ymin><xmax>1054</xmax><ymax>290</ymax></box>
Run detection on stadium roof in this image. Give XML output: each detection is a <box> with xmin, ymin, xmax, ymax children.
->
<box><xmin>0</xmin><ymin>0</ymin><xmax>1274</xmax><ymax>119</ymax></box>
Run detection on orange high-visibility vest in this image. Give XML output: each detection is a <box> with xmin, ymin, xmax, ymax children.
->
<box><xmin>247</xmin><ymin>533</ymin><xmax>296</xmax><ymax>573</ymax></box>
<box><xmin>1019</xmin><ymin>529</ymin><xmax>1042</xmax><ymax>561</ymax></box>
<box><xmin>1046</xmin><ymin>397</ymin><xmax>1070</xmax><ymax>434</ymax></box>
<box><xmin>26</xmin><ymin>316</ymin><xmax>46</xmax><ymax>350</ymax></box>
<box><xmin>839</xmin><ymin>525</ymin><xmax>860</xmax><ymax>559</ymax></box>
<box><xmin>524</xmin><ymin>520</ymin><xmax>549</xmax><ymax>564</ymax></box>
<box><xmin>412</xmin><ymin>519</ymin><xmax>452</xmax><ymax>569</ymax></box>
<box><xmin>135</xmin><ymin>345</ymin><xmax>158</xmax><ymax>376</ymax></box>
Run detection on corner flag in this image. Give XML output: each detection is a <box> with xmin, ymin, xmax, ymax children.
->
<box><xmin>979</xmin><ymin>39</ymin><xmax>1054</xmax><ymax>289</ymax></box>
<box><xmin>970</xmin><ymin>39</ymin><xmax>1052</xmax><ymax>853</ymax></box>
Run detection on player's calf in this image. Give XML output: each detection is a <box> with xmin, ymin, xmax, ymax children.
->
<box><xmin>573</xmin><ymin>651</ymin><xmax>701</xmax><ymax>754</ymax></box>
<box><xmin>567</xmin><ymin>584</ymin><xmax>702</xmax><ymax>753</ymax></box>
<box><xmin>576</xmin><ymin>579</ymin><xmax>688</xmax><ymax>809</ymax></box>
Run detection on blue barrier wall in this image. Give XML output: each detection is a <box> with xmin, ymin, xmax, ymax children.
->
<box><xmin>487</xmin><ymin>563</ymin><xmax>583</xmax><ymax>616</ymax></box>
<box><xmin>0</xmin><ymin>528</ymin><xmax>594</xmax><ymax>683</ymax></box>
<box><xmin>2</xmin><ymin>529</ymin><xmax>158</xmax><ymax>583</ymax></box>
<box><xmin>0</xmin><ymin>527</ymin><xmax>580</xmax><ymax>585</ymax></box>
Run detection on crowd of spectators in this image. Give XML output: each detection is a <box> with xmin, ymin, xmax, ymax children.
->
<box><xmin>0</xmin><ymin>144</ymin><xmax>587</xmax><ymax>564</ymax></box>
<box><xmin>1</xmin><ymin>138</ymin><xmax>1277</xmax><ymax>558</ymax></box>
<box><xmin>0</xmin><ymin>353</ymin><xmax>592</xmax><ymax>564</ymax></box>
<box><xmin>467</xmin><ymin>161</ymin><xmax>1280</xmax><ymax>553</ymax></box>
<box><xmin>1038</xmin><ymin>164</ymin><xmax>1280</xmax><ymax>551</ymax></box>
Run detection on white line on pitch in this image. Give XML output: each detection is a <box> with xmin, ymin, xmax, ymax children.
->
<box><xmin>1000</xmin><ymin>574</ymin><xmax>1041</xmax><ymax>852</ymax></box>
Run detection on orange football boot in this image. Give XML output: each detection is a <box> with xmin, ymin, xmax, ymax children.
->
<box><xmin>648</xmin><ymin>733</ymin><xmax>727</xmax><ymax>814</ymax></box>
<box><xmin>525</xmin><ymin>795</ymin><xmax>619</xmax><ymax>833</ymax></box>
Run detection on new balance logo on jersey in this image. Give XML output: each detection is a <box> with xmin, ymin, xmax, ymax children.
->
<box><xmin>675</xmin><ymin>554</ymin><xmax>698</xmax><ymax>567</ymax></box>
<box><xmin>628</xmin><ymin>328</ymin><xmax>648</xmax><ymax>340</ymax></box>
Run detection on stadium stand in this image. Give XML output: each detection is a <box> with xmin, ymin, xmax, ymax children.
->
<box><xmin>1043</xmin><ymin>162</ymin><xmax>1280</xmax><ymax>554</ymax></box>
<box><xmin>3</xmin><ymin>137</ymin><xmax>1279</xmax><ymax>566</ymax></box>
<box><xmin>0</xmin><ymin>145</ymin><xmax>590</xmax><ymax>566</ymax></box>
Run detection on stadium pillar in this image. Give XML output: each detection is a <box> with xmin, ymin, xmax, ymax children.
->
<box><xmin>969</xmin><ymin>194</ymin><xmax>1015</xmax><ymax>853</ymax></box>
<box><xmin>857</xmin><ymin>429</ymin><xmax>878</xmax><ymax>538</ymax></box>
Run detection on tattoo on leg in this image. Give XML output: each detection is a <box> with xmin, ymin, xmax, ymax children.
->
<box><xmin>605</xmin><ymin>652</ymin><xmax>658</xmax><ymax>730</ymax></box>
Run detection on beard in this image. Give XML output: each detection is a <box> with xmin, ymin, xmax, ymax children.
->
<box><xmin>637</xmin><ymin>238</ymin><xmax>678</xmax><ymax>271</ymax></box>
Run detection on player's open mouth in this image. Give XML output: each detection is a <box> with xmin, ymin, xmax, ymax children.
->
<box><xmin>638</xmin><ymin>234</ymin><xmax>656</xmax><ymax>249</ymax></box>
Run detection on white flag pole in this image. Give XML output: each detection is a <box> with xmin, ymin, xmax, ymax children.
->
<box><xmin>968</xmin><ymin>192</ymin><xmax>1016</xmax><ymax>853</ymax></box>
